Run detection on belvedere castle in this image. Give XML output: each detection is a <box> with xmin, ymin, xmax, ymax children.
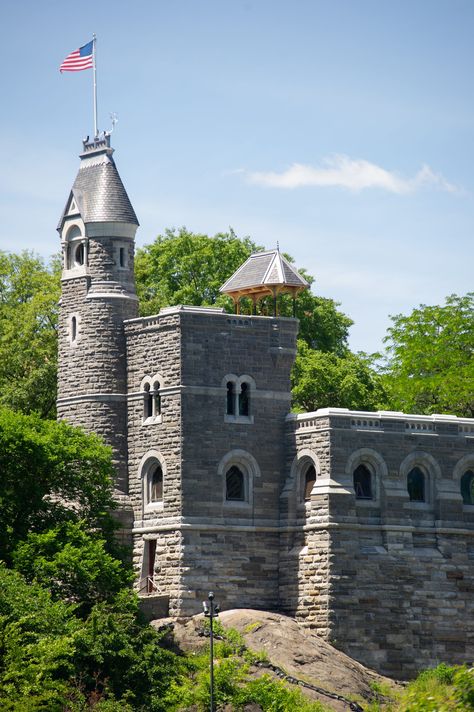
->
<box><xmin>57</xmin><ymin>135</ymin><xmax>474</xmax><ymax>678</ymax></box>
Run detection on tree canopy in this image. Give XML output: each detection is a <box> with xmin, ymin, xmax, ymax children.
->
<box><xmin>0</xmin><ymin>251</ymin><xmax>59</xmax><ymax>418</ymax></box>
<box><xmin>382</xmin><ymin>293</ymin><xmax>474</xmax><ymax>417</ymax></box>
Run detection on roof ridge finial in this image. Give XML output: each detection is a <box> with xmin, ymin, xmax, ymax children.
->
<box><xmin>276</xmin><ymin>241</ymin><xmax>280</xmax><ymax>251</ymax></box>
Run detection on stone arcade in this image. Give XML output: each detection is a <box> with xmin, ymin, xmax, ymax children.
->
<box><xmin>57</xmin><ymin>136</ymin><xmax>474</xmax><ymax>678</ymax></box>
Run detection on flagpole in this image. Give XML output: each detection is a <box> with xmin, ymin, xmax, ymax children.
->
<box><xmin>92</xmin><ymin>34</ymin><xmax>98</xmax><ymax>137</ymax></box>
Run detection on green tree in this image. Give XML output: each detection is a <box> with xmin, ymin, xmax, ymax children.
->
<box><xmin>292</xmin><ymin>340</ymin><xmax>386</xmax><ymax>413</ymax></box>
<box><xmin>13</xmin><ymin>521</ymin><xmax>133</xmax><ymax>617</ymax></box>
<box><xmin>0</xmin><ymin>407</ymin><xmax>116</xmax><ymax>564</ymax></box>
<box><xmin>135</xmin><ymin>227</ymin><xmax>259</xmax><ymax>316</ymax></box>
<box><xmin>382</xmin><ymin>293</ymin><xmax>474</xmax><ymax>417</ymax></box>
<box><xmin>0</xmin><ymin>251</ymin><xmax>60</xmax><ymax>418</ymax></box>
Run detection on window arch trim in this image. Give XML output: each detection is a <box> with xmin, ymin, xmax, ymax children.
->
<box><xmin>453</xmin><ymin>454</ymin><xmax>474</xmax><ymax>508</ymax></box>
<box><xmin>218</xmin><ymin>449</ymin><xmax>260</xmax><ymax>509</ymax></box>
<box><xmin>345</xmin><ymin>448</ymin><xmax>387</xmax><ymax>505</ymax></box>
<box><xmin>399</xmin><ymin>451</ymin><xmax>440</xmax><ymax>507</ymax></box>
<box><xmin>138</xmin><ymin>449</ymin><xmax>167</xmax><ymax>513</ymax></box>
<box><xmin>222</xmin><ymin>374</ymin><xmax>256</xmax><ymax>424</ymax></box>
<box><xmin>140</xmin><ymin>373</ymin><xmax>165</xmax><ymax>424</ymax></box>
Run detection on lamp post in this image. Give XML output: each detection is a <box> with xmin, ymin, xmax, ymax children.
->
<box><xmin>203</xmin><ymin>591</ymin><xmax>220</xmax><ymax>712</ymax></box>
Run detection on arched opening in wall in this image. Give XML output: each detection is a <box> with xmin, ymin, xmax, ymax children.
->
<box><xmin>143</xmin><ymin>383</ymin><xmax>152</xmax><ymax>419</ymax></box>
<box><xmin>461</xmin><ymin>470</ymin><xmax>474</xmax><ymax>505</ymax></box>
<box><xmin>150</xmin><ymin>464</ymin><xmax>163</xmax><ymax>503</ymax></box>
<box><xmin>226</xmin><ymin>465</ymin><xmax>245</xmax><ymax>501</ymax></box>
<box><xmin>119</xmin><ymin>246</ymin><xmax>126</xmax><ymax>267</ymax></box>
<box><xmin>407</xmin><ymin>466</ymin><xmax>425</xmax><ymax>502</ymax></box>
<box><xmin>353</xmin><ymin>464</ymin><xmax>373</xmax><ymax>500</ymax></box>
<box><xmin>74</xmin><ymin>242</ymin><xmax>85</xmax><ymax>266</ymax></box>
<box><xmin>238</xmin><ymin>382</ymin><xmax>250</xmax><ymax>416</ymax></box>
<box><xmin>152</xmin><ymin>381</ymin><xmax>161</xmax><ymax>416</ymax></box>
<box><xmin>304</xmin><ymin>464</ymin><xmax>317</xmax><ymax>501</ymax></box>
<box><xmin>226</xmin><ymin>381</ymin><xmax>235</xmax><ymax>415</ymax></box>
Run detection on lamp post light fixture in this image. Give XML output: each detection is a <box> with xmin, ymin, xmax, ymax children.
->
<box><xmin>203</xmin><ymin>591</ymin><xmax>220</xmax><ymax>712</ymax></box>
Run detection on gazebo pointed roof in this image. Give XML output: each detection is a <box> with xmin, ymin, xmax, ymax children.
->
<box><xmin>220</xmin><ymin>248</ymin><xmax>309</xmax><ymax>302</ymax></box>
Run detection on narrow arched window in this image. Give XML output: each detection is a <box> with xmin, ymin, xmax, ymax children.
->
<box><xmin>461</xmin><ymin>470</ymin><xmax>474</xmax><ymax>505</ymax></box>
<box><xmin>143</xmin><ymin>383</ymin><xmax>153</xmax><ymax>419</ymax></box>
<box><xmin>152</xmin><ymin>381</ymin><xmax>161</xmax><ymax>416</ymax></box>
<box><xmin>407</xmin><ymin>467</ymin><xmax>425</xmax><ymax>502</ymax></box>
<box><xmin>226</xmin><ymin>465</ymin><xmax>245</xmax><ymax>501</ymax></box>
<box><xmin>354</xmin><ymin>464</ymin><xmax>372</xmax><ymax>499</ymax></box>
<box><xmin>71</xmin><ymin>316</ymin><xmax>77</xmax><ymax>342</ymax></box>
<box><xmin>239</xmin><ymin>382</ymin><xmax>250</xmax><ymax>416</ymax></box>
<box><xmin>74</xmin><ymin>242</ymin><xmax>85</xmax><ymax>266</ymax></box>
<box><xmin>304</xmin><ymin>464</ymin><xmax>316</xmax><ymax>500</ymax></box>
<box><xmin>226</xmin><ymin>382</ymin><xmax>235</xmax><ymax>415</ymax></box>
<box><xmin>150</xmin><ymin>464</ymin><xmax>163</xmax><ymax>502</ymax></box>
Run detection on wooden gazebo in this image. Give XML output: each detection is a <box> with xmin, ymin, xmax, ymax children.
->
<box><xmin>220</xmin><ymin>248</ymin><xmax>309</xmax><ymax>316</ymax></box>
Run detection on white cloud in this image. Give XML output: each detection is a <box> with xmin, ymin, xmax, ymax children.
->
<box><xmin>246</xmin><ymin>155</ymin><xmax>458</xmax><ymax>194</ymax></box>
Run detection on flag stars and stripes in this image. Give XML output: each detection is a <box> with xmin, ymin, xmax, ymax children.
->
<box><xmin>60</xmin><ymin>41</ymin><xmax>93</xmax><ymax>73</ymax></box>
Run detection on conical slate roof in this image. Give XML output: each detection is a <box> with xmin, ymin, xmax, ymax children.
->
<box><xmin>220</xmin><ymin>249</ymin><xmax>309</xmax><ymax>297</ymax></box>
<box><xmin>58</xmin><ymin>135</ymin><xmax>139</xmax><ymax>230</ymax></box>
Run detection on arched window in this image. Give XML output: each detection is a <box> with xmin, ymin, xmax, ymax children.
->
<box><xmin>150</xmin><ymin>464</ymin><xmax>163</xmax><ymax>502</ymax></box>
<box><xmin>226</xmin><ymin>465</ymin><xmax>245</xmax><ymax>501</ymax></box>
<box><xmin>353</xmin><ymin>464</ymin><xmax>373</xmax><ymax>499</ymax></box>
<box><xmin>143</xmin><ymin>383</ymin><xmax>153</xmax><ymax>419</ymax></box>
<box><xmin>226</xmin><ymin>381</ymin><xmax>235</xmax><ymax>415</ymax></box>
<box><xmin>461</xmin><ymin>470</ymin><xmax>474</xmax><ymax>505</ymax></box>
<box><xmin>304</xmin><ymin>464</ymin><xmax>316</xmax><ymax>500</ymax></box>
<box><xmin>152</xmin><ymin>381</ymin><xmax>161</xmax><ymax>417</ymax></box>
<box><xmin>74</xmin><ymin>242</ymin><xmax>85</xmax><ymax>266</ymax></box>
<box><xmin>239</xmin><ymin>382</ymin><xmax>250</xmax><ymax>416</ymax></box>
<box><xmin>407</xmin><ymin>467</ymin><xmax>425</xmax><ymax>502</ymax></box>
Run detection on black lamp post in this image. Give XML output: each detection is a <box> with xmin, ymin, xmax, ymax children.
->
<box><xmin>203</xmin><ymin>591</ymin><xmax>220</xmax><ymax>712</ymax></box>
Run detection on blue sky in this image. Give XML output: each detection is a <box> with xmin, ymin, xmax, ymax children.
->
<box><xmin>0</xmin><ymin>0</ymin><xmax>473</xmax><ymax>353</ymax></box>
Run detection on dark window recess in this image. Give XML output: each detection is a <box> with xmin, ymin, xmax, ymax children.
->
<box><xmin>153</xmin><ymin>382</ymin><xmax>161</xmax><ymax>416</ymax></box>
<box><xmin>226</xmin><ymin>382</ymin><xmax>235</xmax><ymax>415</ymax></box>
<box><xmin>304</xmin><ymin>464</ymin><xmax>316</xmax><ymax>500</ymax></box>
<box><xmin>354</xmin><ymin>464</ymin><xmax>373</xmax><ymax>499</ymax></box>
<box><xmin>75</xmin><ymin>243</ymin><xmax>85</xmax><ymax>266</ymax></box>
<box><xmin>407</xmin><ymin>467</ymin><xmax>425</xmax><ymax>502</ymax></box>
<box><xmin>147</xmin><ymin>539</ymin><xmax>157</xmax><ymax>593</ymax></box>
<box><xmin>144</xmin><ymin>383</ymin><xmax>153</xmax><ymax>419</ymax></box>
<box><xmin>239</xmin><ymin>382</ymin><xmax>250</xmax><ymax>416</ymax></box>
<box><xmin>71</xmin><ymin>316</ymin><xmax>77</xmax><ymax>342</ymax></box>
<box><xmin>119</xmin><ymin>247</ymin><xmax>126</xmax><ymax>267</ymax></box>
<box><xmin>461</xmin><ymin>470</ymin><xmax>474</xmax><ymax>505</ymax></box>
<box><xmin>226</xmin><ymin>465</ymin><xmax>245</xmax><ymax>501</ymax></box>
<box><xmin>150</xmin><ymin>465</ymin><xmax>163</xmax><ymax>502</ymax></box>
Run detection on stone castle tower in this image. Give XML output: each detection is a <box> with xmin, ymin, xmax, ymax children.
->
<box><xmin>57</xmin><ymin>135</ymin><xmax>138</xmax><ymax>495</ymax></box>
<box><xmin>58</xmin><ymin>137</ymin><xmax>474</xmax><ymax>679</ymax></box>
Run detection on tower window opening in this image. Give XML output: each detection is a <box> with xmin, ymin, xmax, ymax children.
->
<box><xmin>304</xmin><ymin>464</ymin><xmax>316</xmax><ymax>500</ymax></box>
<box><xmin>354</xmin><ymin>464</ymin><xmax>373</xmax><ymax>499</ymax></box>
<box><xmin>71</xmin><ymin>316</ymin><xmax>77</xmax><ymax>342</ymax></box>
<box><xmin>226</xmin><ymin>382</ymin><xmax>235</xmax><ymax>415</ymax></box>
<box><xmin>144</xmin><ymin>383</ymin><xmax>153</xmax><ymax>419</ymax></box>
<box><xmin>146</xmin><ymin>539</ymin><xmax>157</xmax><ymax>593</ymax></box>
<box><xmin>239</xmin><ymin>382</ymin><xmax>250</xmax><ymax>416</ymax></box>
<box><xmin>74</xmin><ymin>242</ymin><xmax>85</xmax><ymax>266</ymax></box>
<box><xmin>407</xmin><ymin>466</ymin><xmax>425</xmax><ymax>502</ymax></box>
<box><xmin>461</xmin><ymin>470</ymin><xmax>474</xmax><ymax>505</ymax></box>
<box><xmin>226</xmin><ymin>465</ymin><xmax>245</xmax><ymax>501</ymax></box>
<box><xmin>152</xmin><ymin>382</ymin><xmax>161</xmax><ymax>416</ymax></box>
<box><xmin>119</xmin><ymin>246</ymin><xmax>126</xmax><ymax>267</ymax></box>
<box><xmin>150</xmin><ymin>464</ymin><xmax>163</xmax><ymax>502</ymax></box>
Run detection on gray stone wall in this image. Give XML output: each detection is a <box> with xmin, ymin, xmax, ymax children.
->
<box><xmin>57</xmin><ymin>227</ymin><xmax>138</xmax><ymax>494</ymax></box>
<box><xmin>125</xmin><ymin>308</ymin><xmax>298</xmax><ymax>616</ymax></box>
<box><xmin>284</xmin><ymin>410</ymin><xmax>474</xmax><ymax>677</ymax></box>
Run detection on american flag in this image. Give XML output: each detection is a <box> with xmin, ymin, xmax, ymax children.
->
<box><xmin>60</xmin><ymin>40</ymin><xmax>94</xmax><ymax>73</ymax></box>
